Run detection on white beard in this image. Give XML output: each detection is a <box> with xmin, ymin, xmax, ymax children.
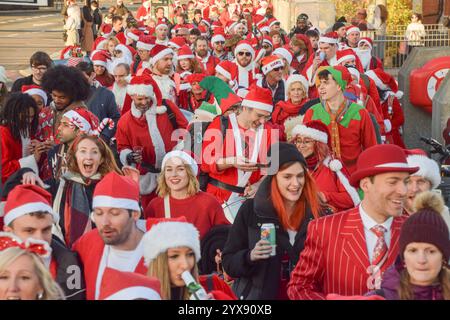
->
<box><xmin>112</xmin><ymin>83</ymin><xmax>128</xmax><ymax>112</ymax></box>
<box><xmin>356</xmin><ymin>49</ymin><xmax>372</xmax><ymax>71</ymax></box>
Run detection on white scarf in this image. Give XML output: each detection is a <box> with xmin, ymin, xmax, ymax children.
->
<box><xmin>111</xmin><ymin>83</ymin><xmax>128</xmax><ymax>112</ymax></box>
<box><xmin>236</xmin><ymin>61</ymin><xmax>254</xmax><ymax>89</ymax></box>
<box><xmin>153</xmin><ymin>74</ymin><xmax>176</xmax><ymax>102</ymax></box>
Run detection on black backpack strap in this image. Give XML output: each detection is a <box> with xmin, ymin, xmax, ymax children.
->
<box><xmin>206</xmin><ymin>274</ymin><xmax>214</xmax><ymax>292</ymax></box>
<box><xmin>162</xmin><ymin>99</ymin><xmax>179</xmax><ymax>130</ymax></box>
<box><xmin>220</xmin><ymin>115</ymin><xmax>229</xmax><ymax>137</ymax></box>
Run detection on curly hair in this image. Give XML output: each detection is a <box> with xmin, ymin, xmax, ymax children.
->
<box><xmin>41</xmin><ymin>65</ymin><xmax>90</xmax><ymax>102</ymax></box>
<box><xmin>0</xmin><ymin>92</ymin><xmax>38</xmax><ymax>140</ymax></box>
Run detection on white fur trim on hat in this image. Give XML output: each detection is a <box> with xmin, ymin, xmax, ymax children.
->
<box><xmin>127</xmin><ymin>84</ymin><xmax>155</xmax><ymax>97</ymax></box>
<box><xmin>346</xmin><ymin>26</ymin><xmax>360</xmax><ymax>35</ymax></box>
<box><xmin>155</xmin><ymin>23</ymin><xmax>168</xmax><ymax>31</ymax></box>
<box><xmin>63</xmin><ymin>110</ymin><xmax>92</xmax><ymax>133</ymax></box>
<box><xmin>215</xmin><ymin>65</ymin><xmax>231</xmax><ymax>80</ymax></box>
<box><xmin>407</xmin><ymin>155</ymin><xmax>441</xmax><ymax>189</ymax></box>
<box><xmin>136</xmin><ymin>41</ymin><xmax>153</xmax><ymax>51</ymax></box>
<box><xmin>177</xmin><ymin>54</ymin><xmax>195</xmax><ymax>60</ymax></box>
<box><xmin>92</xmin><ymin>196</ymin><xmax>140</xmax><ymax>212</ymax></box>
<box><xmin>4</xmin><ymin>202</ymin><xmax>57</xmax><ymax>226</ymax></box>
<box><xmin>92</xmin><ymin>60</ymin><xmax>107</xmax><ymax>67</ymax></box>
<box><xmin>161</xmin><ymin>150</ymin><xmax>198</xmax><ymax>176</ymax></box>
<box><xmin>211</xmin><ymin>34</ymin><xmax>225</xmax><ymax>43</ymax></box>
<box><xmin>336</xmin><ymin>53</ymin><xmax>356</xmax><ymax>65</ymax></box>
<box><xmin>262</xmin><ymin>58</ymin><xmax>284</xmax><ymax>75</ymax></box>
<box><xmin>105</xmin><ymin>286</ymin><xmax>161</xmax><ymax>300</ymax></box>
<box><xmin>126</xmin><ymin>31</ymin><xmax>140</xmax><ymax>42</ymax></box>
<box><xmin>150</xmin><ymin>48</ymin><xmax>174</xmax><ymax>66</ymax></box>
<box><xmin>143</xmin><ymin>221</ymin><xmax>201</xmax><ymax>266</ymax></box>
<box><xmin>319</xmin><ymin>37</ymin><xmax>338</xmax><ymax>44</ymax></box>
<box><xmin>234</xmin><ymin>43</ymin><xmax>255</xmax><ymax>58</ymax></box>
<box><xmin>273</xmin><ymin>47</ymin><xmax>293</xmax><ymax>65</ymax></box>
<box><xmin>365</xmin><ymin>70</ymin><xmax>389</xmax><ymax>91</ymax></box>
<box><xmin>358</xmin><ymin>39</ymin><xmax>372</xmax><ymax>49</ymax></box>
<box><xmin>291</xmin><ymin>124</ymin><xmax>328</xmax><ymax>143</ymax></box>
<box><xmin>24</xmin><ymin>88</ymin><xmax>47</xmax><ymax>106</ymax></box>
<box><xmin>285</xmin><ymin>74</ymin><xmax>309</xmax><ymax>101</ymax></box>
<box><xmin>241</xmin><ymin>99</ymin><xmax>273</xmax><ymax>112</ymax></box>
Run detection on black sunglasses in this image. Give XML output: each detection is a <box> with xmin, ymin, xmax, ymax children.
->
<box><xmin>238</xmin><ymin>51</ymin><xmax>252</xmax><ymax>57</ymax></box>
<box><xmin>273</xmin><ymin>67</ymin><xmax>282</xmax><ymax>72</ymax></box>
<box><xmin>215</xmin><ymin>41</ymin><xmax>225</xmax><ymax>44</ymax></box>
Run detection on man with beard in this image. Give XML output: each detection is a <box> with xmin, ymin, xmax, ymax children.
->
<box><xmin>195</xmin><ymin>36</ymin><xmax>220</xmax><ymax>76</ymax></box>
<box><xmin>356</xmin><ymin>38</ymin><xmax>383</xmax><ymax>72</ymax></box>
<box><xmin>232</xmin><ymin>40</ymin><xmax>258</xmax><ymax>97</ymax></box>
<box><xmin>110</xmin><ymin>63</ymin><xmax>132</xmax><ymax>115</ymax></box>
<box><xmin>290</xmin><ymin>34</ymin><xmax>313</xmax><ymax>74</ymax></box>
<box><xmin>262</xmin><ymin>36</ymin><xmax>274</xmax><ymax>57</ymax></box>
<box><xmin>289</xmin><ymin>13</ymin><xmax>310</xmax><ymax>38</ymax></box>
<box><xmin>155</xmin><ymin>22</ymin><xmax>169</xmax><ymax>46</ymax></box>
<box><xmin>73</xmin><ymin>171</ymin><xmax>147</xmax><ymax>300</ymax></box>
<box><xmin>256</xmin><ymin>55</ymin><xmax>285</xmax><ymax>106</ymax></box>
<box><xmin>150</xmin><ymin>44</ymin><xmax>177</xmax><ymax>102</ymax></box>
<box><xmin>211</xmin><ymin>31</ymin><xmax>228</xmax><ymax>61</ymax></box>
<box><xmin>345</xmin><ymin>26</ymin><xmax>361</xmax><ymax>49</ymax></box>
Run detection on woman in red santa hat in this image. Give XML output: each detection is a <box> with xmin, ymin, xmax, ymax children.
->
<box><xmin>52</xmin><ymin>117</ymin><xmax>120</xmax><ymax>247</ymax></box>
<box><xmin>0</xmin><ymin>233</ymin><xmax>65</xmax><ymax>300</ymax></box>
<box><xmin>143</xmin><ymin>219</ymin><xmax>237</xmax><ymax>300</ymax></box>
<box><xmin>21</xmin><ymin>85</ymin><xmax>48</xmax><ymax>111</ymax></box>
<box><xmin>271</xmin><ymin>74</ymin><xmax>310</xmax><ymax>141</ymax></box>
<box><xmin>286</xmin><ymin>120</ymin><xmax>361</xmax><ymax>212</ymax></box>
<box><xmin>144</xmin><ymin>151</ymin><xmax>229</xmax><ymax>239</ymax></box>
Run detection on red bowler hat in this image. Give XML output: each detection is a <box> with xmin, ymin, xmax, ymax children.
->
<box><xmin>349</xmin><ymin>144</ymin><xmax>419</xmax><ymax>187</ymax></box>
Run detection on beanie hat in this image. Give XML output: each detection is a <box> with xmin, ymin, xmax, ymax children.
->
<box><xmin>260</xmin><ymin>55</ymin><xmax>284</xmax><ymax>75</ymax></box>
<box><xmin>149</xmin><ymin>44</ymin><xmax>173</xmax><ymax>66</ymax></box>
<box><xmin>4</xmin><ymin>184</ymin><xmax>58</xmax><ymax>226</ymax></box>
<box><xmin>273</xmin><ymin>46</ymin><xmax>294</xmax><ymax>66</ymax></box>
<box><xmin>319</xmin><ymin>31</ymin><xmax>339</xmax><ymax>44</ymax></box>
<box><xmin>285</xmin><ymin>74</ymin><xmax>309</xmax><ymax>101</ymax></box>
<box><xmin>99</xmin><ymin>268</ymin><xmax>161</xmax><ymax>300</ymax></box>
<box><xmin>400</xmin><ymin>191</ymin><xmax>450</xmax><ymax>261</ymax></box>
<box><xmin>241</xmin><ymin>85</ymin><xmax>273</xmax><ymax>112</ymax></box>
<box><xmin>92</xmin><ymin>171</ymin><xmax>140</xmax><ymax>212</ymax></box>
<box><xmin>21</xmin><ymin>84</ymin><xmax>48</xmax><ymax>107</ymax></box>
<box><xmin>267</xmin><ymin>142</ymin><xmax>306</xmax><ymax>175</ymax></box>
<box><xmin>136</xmin><ymin>34</ymin><xmax>155</xmax><ymax>51</ymax></box>
<box><xmin>62</xmin><ymin>108</ymin><xmax>113</xmax><ymax>136</ymax></box>
<box><xmin>406</xmin><ymin>151</ymin><xmax>441</xmax><ymax>189</ymax></box>
<box><xmin>199</xmin><ymin>76</ymin><xmax>241</xmax><ymax>113</ymax></box>
<box><xmin>365</xmin><ymin>68</ymin><xmax>403</xmax><ymax>99</ymax></box>
<box><xmin>161</xmin><ymin>150</ymin><xmax>198</xmax><ymax>176</ymax></box>
<box><xmin>143</xmin><ymin>221</ymin><xmax>201</xmax><ymax>266</ymax></box>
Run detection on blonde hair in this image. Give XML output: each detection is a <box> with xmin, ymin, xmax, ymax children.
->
<box><xmin>287</xmin><ymin>81</ymin><xmax>306</xmax><ymax>101</ymax></box>
<box><xmin>146</xmin><ymin>251</ymin><xmax>199</xmax><ymax>300</ymax></box>
<box><xmin>156</xmin><ymin>161</ymin><xmax>199</xmax><ymax>197</ymax></box>
<box><xmin>0</xmin><ymin>248</ymin><xmax>65</xmax><ymax>300</ymax></box>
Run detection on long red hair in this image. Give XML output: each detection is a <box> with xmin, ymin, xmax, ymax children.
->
<box><xmin>270</xmin><ymin>162</ymin><xmax>322</xmax><ymax>230</ymax></box>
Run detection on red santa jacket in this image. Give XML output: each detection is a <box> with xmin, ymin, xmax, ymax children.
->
<box><xmin>271</xmin><ymin>99</ymin><xmax>309</xmax><ymax>141</ymax></box>
<box><xmin>73</xmin><ymin>230</ymin><xmax>147</xmax><ymax>300</ymax></box>
<box><xmin>382</xmin><ymin>95</ymin><xmax>405</xmax><ymax>148</ymax></box>
<box><xmin>287</xmin><ymin>207</ymin><xmax>405</xmax><ymax>300</ymax></box>
<box><xmin>108</xmin><ymin>84</ymin><xmax>132</xmax><ymax>116</ymax></box>
<box><xmin>196</xmin><ymin>53</ymin><xmax>220</xmax><ymax>76</ymax></box>
<box><xmin>136</xmin><ymin>5</ymin><xmax>151</xmax><ymax>21</ymax></box>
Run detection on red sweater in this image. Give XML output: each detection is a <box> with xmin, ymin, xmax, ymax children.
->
<box><xmin>144</xmin><ymin>192</ymin><xmax>230</xmax><ymax>239</ymax></box>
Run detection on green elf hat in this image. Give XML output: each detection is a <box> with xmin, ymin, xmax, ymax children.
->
<box><xmin>199</xmin><ymin>76</ymin><xmax>242</xmax><ymax>114</ymax></box>
<box><xmin>195</xmin><ymin>101</ymin><xmax>220</xmax><ymax>119</ymax></box>
<box><xmin>316</xmin><ymin>66</ymin><xmax>350</xmax><ymax>91</ymax></box>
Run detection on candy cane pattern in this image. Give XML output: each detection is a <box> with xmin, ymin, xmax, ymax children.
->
<box><xmin>90</xmin><ymin>118</ymin><xmax>115</xmax><ymax>136</ymax></box>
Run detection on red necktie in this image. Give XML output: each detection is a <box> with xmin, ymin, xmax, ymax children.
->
<box><xmin>370</xmin><ymin>225</ymin><xmax>388</xmax><ymax>267</ymax></box>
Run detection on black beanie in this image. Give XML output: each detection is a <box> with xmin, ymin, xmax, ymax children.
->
<box><xmin>332</xmin><ymin>22</ymin><xmax>346</xmax><ymax>31</ymax></box>
<box><xmin>267</xmin><ymin>142</ymin><xmax>306</xmax><ymax>175</ymax></box>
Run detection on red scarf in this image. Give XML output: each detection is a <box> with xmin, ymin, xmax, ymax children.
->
<box><xmin>273</xmin><ymin>99</ymin><xmax>308</xmax><ymax>124</ymax></box>
<box><xmin>306</xmin><ymin>154</ymin><xmax>319</xmax><ymax>171</ymax></box>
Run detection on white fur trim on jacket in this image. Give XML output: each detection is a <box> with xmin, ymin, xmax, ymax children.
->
<box><xmin>407</xmin><ymin>155</ymin><xmax>441</xmax><ymax>189</ymax></box>
<box><xmin>145</xmin><ymin>106</ymin><xmax>166</xmax><ymax>169</ymax></box>
<box><xmin>215</xmin><ymin>64</ymin><xmax>231</xmax><ymax>80</ymax></box>
<box><xmin>119</xmin><ymin>148</ymin><xmax>133</xmax><ymax>166</ymax></box>
<box><xmin>324</xmin><ymin>157</ymin><xmax>361</xmax><ymax>206</ymax></box>
<box><xmin>291</xmin><ymin>125</ymin><xmax>328</xmax><ymax>143</ymax></box>
<box><xmin>139</xmin><ymin>172</ymin><xmax>159</xmax><ymax>195</ymax></box>
<box><xmin>142</xmin><ymin>221</ymin><xmax>201</xmax><ymax>266</ymax></box>
<box><xmin>18</xmin><ymin>154</ymin><xmax>39</xmax><ymax>175</ymax></box>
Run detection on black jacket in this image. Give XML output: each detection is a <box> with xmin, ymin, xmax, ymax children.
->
<box><xmin>260</xmin><ymin>78</ymin><xmax>285</xmax><ymax>107</ymax></box>
<box><xmin>221</xmin><ymin>176</ymin><xmax>315</xmax><ymax>300</ymax></box>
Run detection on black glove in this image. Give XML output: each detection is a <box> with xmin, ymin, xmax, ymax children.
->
<box><xmin>126</xmin><ymin>152</ymin><xmax>137</xmax><ymax>166</ymax></box>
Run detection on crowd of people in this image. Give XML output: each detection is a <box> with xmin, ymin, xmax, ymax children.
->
<box><xmin>0</xmin><ymin>0</ymin><xmax>449</xmax><ymax>301</ymax></box>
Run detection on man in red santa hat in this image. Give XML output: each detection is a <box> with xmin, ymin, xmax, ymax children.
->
<box><xmin>201</xmin><ymin>85</ymin><xmax>276</xmax><ymax>222</ymax></box>
<box><xmin>356</xmin><ymin>37</ymin><xmax>383</xmax><ymax>72</ymax></box>
<box><xmin>232</xmin><ymin>40</ymin><xmax>259</xmax><ymax>97</ymax></box>
<box><xmin>344</xmin><ymin>25</ymin><xmax>361</xmax><ymax>49</ymax></box>
<box><xmin>150</xmin><ymin>44</ymin><xmax>178</xmax><ymax>102</ymax></box>
<box><xmin>3</xmin><ymin>184</ymin><xmax>86</xmax><ymax>299</ymax></box>
<box><xmin>130</xmin><ymin>35</ymin><xmax>155</xmax><ymax>76</ymax></box>
<box><xmin>73</xmin><ymin>171</ymin><xmax>147</xmax><ymax>300</ymax></box>
<box><xmin>194</xmin><ymin>36</ymin><xmax>221</xmax><ymax>76</ymax></box>
<box><xmin>365</xmin><ymin>68</ymin><xmax>405</xmax><ymax>148</ymax></box>
<box><xmin>211</xmin><ymin>30</ymin><xmax>228</xmax><ymax>61</ymax></box>
<box><xmin>155</xmin><ymin>21</ymin><xmax>169</xmax><ymax>46</ymax></box>
<box><xmin>115</xmin><ymin>73</ymin><xmax>188</xmax><ymax>208</ymax></box>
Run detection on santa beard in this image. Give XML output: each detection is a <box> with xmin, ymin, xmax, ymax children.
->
<box><xmin>356</xmin><ymin>48</ymin><xmax>372</xmax><ymax>71</ymax></box>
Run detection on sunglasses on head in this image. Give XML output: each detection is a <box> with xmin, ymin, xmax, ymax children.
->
<box><xmin>238</xmin><ymin>51</ymin><xmax>252</xmax><ymax>57</ymax></box>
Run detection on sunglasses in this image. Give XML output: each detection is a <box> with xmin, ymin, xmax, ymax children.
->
<box><xmin>238</xmin><ymin>51</ymin><xmax>252</xmax><ymax>57</ymax></box>
<box><xmin>273</xmin><ymin>67</ymin><xmax>282</xmax><ymax>72</ymax></box>
<box><xmin>215</xmin><ymin>41</ymin><xmax>225</xmax><ymax>44</ymax></box>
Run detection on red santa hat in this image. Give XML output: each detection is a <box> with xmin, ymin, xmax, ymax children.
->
<box><xmin>234</xmin><ymin>40</ymin><xmax>255</xmax><ymax>59</ymax></box>
<box><xmin>211</xmin><ymin>20</ymin><xmax>222</xmax><ymax>30</ymax></box>
<box><xmin>336</xmin><ymin>48</ymin><xmax>357</xmax><ymax>65</ymax></box>
<box><xmin>149</xmin><ymin>44</ymin><xmax>174</xmax><ymax>66</ymax></box>
<box><xmin>168</xmin><ymin>36</ymin><xmax>186</xmax><ymax>49</ymax></box>
<box><xmin>262</xmin><ymin>35</ymin><xmax>273</xmax><ymax>47</ymax></box>
<box><xmin>155</xmin><ymin>21</ymin><xmax>168</xmax><ymax>31</ymax></box>
<box><xmin>93</xmin><ymin>37</ymin><xmax>109</xmax><ymax>51</ymax></box>
<box><xmin>198</xmin><ymin>25</ymin><xmax>208</xmax><ymax>37</ymax></box>
<box><xmin>21</xmin><ymin>84</ymin><xmax>47</xmax><ymax>106</ymax></box>
<box><xmin>241</xmin><ymin>85</ymin><xmax>273</xmax><ymax>112</ymax></box>
<box><xmin>346</xmin><ymin>25</ymin><xmax>361</xmax><ymax>35</ymax></box>
<box><xmin>365</xmin><ymin>68</ymin><xmax>404</xmax><ymax>99</ymax></box>
<box><xmin>115</xmin><ymin>32</ymin><xmax>127</xmax><ymax>45</ymax></box>
<box><xmin>92</xmin><ymin>171</ymin><xmax>140</xmax><ymax>212</ymax></box>
<box><xmin>99</xmin><ymin>267</ymin><xmax>161</xmax><ymax>300</ymax></box>
<box><xmin>273</xmin><ymin>46</ymin><xmax>294</xmax><ymax>65</ymax></box>
<box><xmin>91</xmin><ymin>50</ymin><xmax>110</xmax><ymax>67</ymax></box>
<box><xmin>136</xmin><ymin>34</ymin><xmax>155</xmax><ymax>51</ymax></box>
<box><xmin>405</xmin><ymin>149</ymin><xmax>441</xmax><ymax>189</ymax></box>
<box><xmin>319</xmin><ymin>31</ymin><xmax>339</xmax><ymax>44</ymax></box>
<box><xmin>3</xmin><ymin>185</ymin><xmax>58</xmax><ymax>226</ymax></box>
<box><xmin>358</xmin><ymin>37</ymin><xmax>373</xmax><ymax>49</ymax></box>
<box><xmin>185</xmin><ymin>73</ymin><xmax>207</xmax><ymax>85</ymax></box>
<box><xmin>349</xmin><ymin>144</ymin><xmax>419</xmax><ymax>187</ymax></box>
<box><xmin>253</xmin><ymin>14</ymin><xmax>267</xmax><ymax>27</ymax></box>
<box><xmin>125</xmin><ymin>29</ymin><xmax>141</xmax><ymax>42</ymax></box>
<box><xmin>142</xmin><ymin>220</ymin><xmax>201</xmax><ymax>266</ymax></box>
<box><xmin>267</xmin><ymin>17</ymin><xmax>280</xmax><ymax>29</ymax></box>
<box><xmin>126</xmin><ymin>74</ymin><xmax>158</xmax><ymax>106</ymax></box>
<box><xmin>285</xmin><ymin>74</ymin><xmax>309</xmax><ymax>100</ymax></box>
<box><xmin>177</xmin><ymin>45</ymin><xmax>195</xmax><ymax>60</ymax></box>
<box><xmin>161</xmin><ymin>150</ymin><xmax>198</xmax><ymax>176</ymax></box>
<box><xmin>260</xmin><ymin>55</ymin><xmax>284</xmax><ymax>75</ymax></box>
<box><xmin>291</xmin><ymin>120</ymin><xmax>330</xmax><ymax>146</ymax></box>
<box><xmin>211</xmin><ymin>31</ymin><xmax>226</xmax><ymax>44</ymax></box>
<box><xmin>259</xmin><ymin>22</ymin><xmax>270</xmax><ymax>34</ymax></box>
<box><xmin>215</xmin><ymin>60</ymin><xmax>238</xmax><ymax>85</ymax></box>
<box><xmin>200</xmin><ymin>18</ymin><xmax>211</xmax><ymax>29</ymax></box>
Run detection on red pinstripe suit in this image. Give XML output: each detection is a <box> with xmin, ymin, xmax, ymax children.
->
<box><xmin>287</xmin><ymin>206</ymin><xmax>406</xmax><ymax>300</ymax></box>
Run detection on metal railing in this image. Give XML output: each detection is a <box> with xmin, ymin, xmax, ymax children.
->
<box><xmin>361</xmin><ymin>24</ymin><xmax>450</xmax><ymax>69</ymax></box>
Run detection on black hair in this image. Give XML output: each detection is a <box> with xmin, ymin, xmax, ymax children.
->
<box><xmin>194</xmin><ymin>9</ymin><xmax>202</xmax><ymax>15</ymax></box>
<box><xmin>317</xmin><ymin>69</ymin><xmax>333</xmax><ymax>81</ymax></box>
<box><xmin>190</xmin><ymin>28</ymin><xmax>201</xmax><ymax>36</ymax></box>
<box><xmin>41</xmin><ymin>65</ymin><xmax>90</xmax><ymax>102</ymax></box>
<box><xmin>306</xmin><ymin>29</ymin><xmax>320</xmax><ymax>38</ymax></box>
<box><xmin>0</xmin><ymin>92</ymin><xmax>38</xmax><ymax>140</ymax></box>
<box><xmin>332</xmin><ymin>22</ymin><xmax>346</xmax><ymax>31</ymax></box>
<box><xmin>30</xmin><ymin>51</ymin><xmax>53</xmax><ymax>68</ymax></box>
<box><xmin>336</xmin><ymin>16</ymin><xmax>347</xmax><ymax>23</ymax></box>
<box><xmin>75</xmin><ymin>61</ymin><xmax>94</xmax><ymax>76</ymax></box>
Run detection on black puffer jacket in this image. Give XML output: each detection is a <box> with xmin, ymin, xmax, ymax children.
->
<box><xmin>221</xmin><ymin>176</ymin><xmax>317</xmax><ymax>300</ymax></box>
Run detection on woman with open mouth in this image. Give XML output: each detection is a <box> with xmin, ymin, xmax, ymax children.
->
<box><xmin>52</xmin><ymin>134</ymin><xmax>121</xmax><ymax>247</ymax></box>
<box><xmin>0</xmin><ymin>233</ymin><xmax>64</xmax><ymax>300</ymax></box>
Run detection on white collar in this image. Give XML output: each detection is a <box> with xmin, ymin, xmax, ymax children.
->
<box><xmin>131</xmin><ymin>102</ymin><xmax>167</xmax><ymax>118</ymax></box>
<box><xmin>359</xmin><ymin>203</ymin><xmax>393</xmax><ymax>232</ymax></box>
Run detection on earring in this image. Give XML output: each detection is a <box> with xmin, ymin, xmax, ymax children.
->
<box><xmin>37</xmin><ymin>292</ymin><xmax>44</xmax><ymax>300</ymax></box>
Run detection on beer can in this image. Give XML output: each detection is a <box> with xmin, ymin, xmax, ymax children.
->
<box><xmin>260</xmin><ymin>223</ymin><xmax>276</xmax><ymax>256</ymax></box>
